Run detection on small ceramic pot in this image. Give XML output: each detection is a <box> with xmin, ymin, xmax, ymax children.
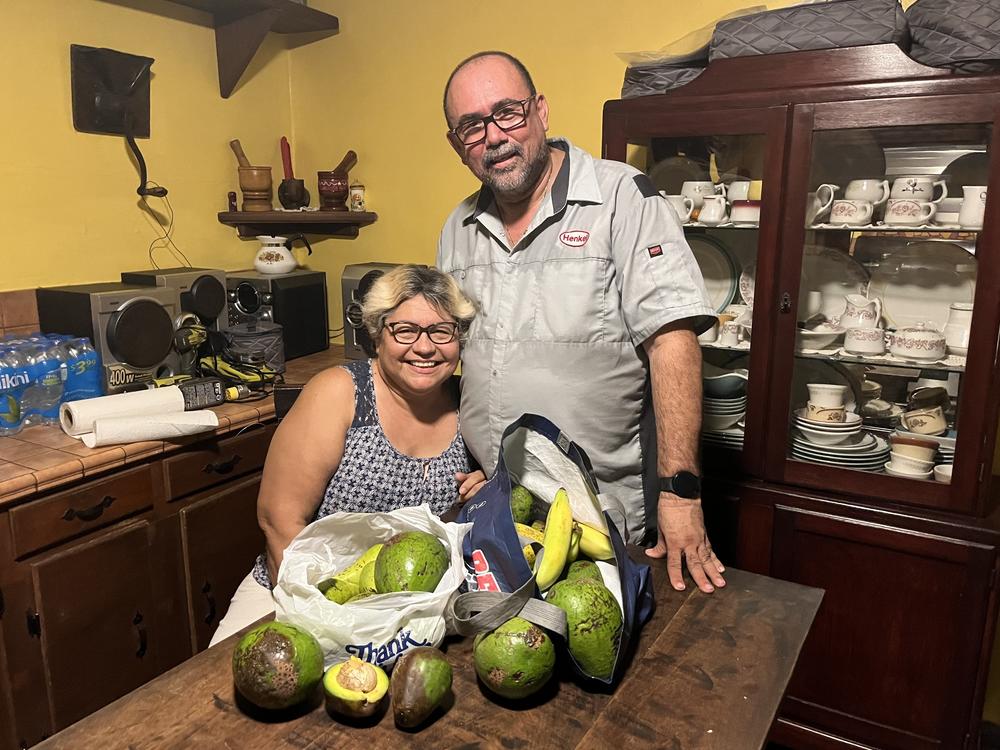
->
<box><xmin>317</xmin><ymin>170</ymin><xmax>350</xmax><ymax>211</ymax></box>
<box><xmin>943</xmin><ymin>302</ymin><xmax>973</xmax><ymax>356</ymax></box>
<box><xmin>889</xmin><ymin>435</ymin><xmax>937</xmax><ymax>462</ymax></box>
<box><xmin>730</xmin><ymin>200</ymin><xmax>761</xmax><ymax>224</ymax></box>
<box><xmin>806</xmin><ymin>383</ymin><xmax>847</xmax><ymax>408</ymax></box>
<box><xmin>844</xmin><ymin>326</ymin><xmax>885</xmax><ymax>355</ymax></box>
<box><xmin>900</xmin><ymin>405</ymin><xmax>947</xmax><ymax>435</ymax></box>
<box><xmin>889</xmin><ymin>325</ymin><xmax>947</xmax><ymax>361</ymax></box>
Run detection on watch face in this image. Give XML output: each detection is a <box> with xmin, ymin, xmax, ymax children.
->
<box><xmin>673</xmin><ymin>471</ymin><xmax>701</xmax><ymax>498</ymax></box>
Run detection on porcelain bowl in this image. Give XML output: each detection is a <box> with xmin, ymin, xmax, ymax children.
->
<box><xmin>703</xmin><ymin>368</ymin><xmax>749</xmax><ymax>398</ymax></box>
<box><xmin>703</xmin><ymin>411</ymin><xmax>745</xmax><ymax>431</ymax></box>
<box><xmin>795</xmin><ymin>422</ymin><xmax>860</xmax><ymax>446</ymax></box>
<box><xmin>933</xmin><ymin>464</ymin><xmax>953</xmax><ymax>484</ymax></box>
<box><xmin>888</xmin><ymin>451</ymin><xmax>934</xmax><ymax>474</ymax></box>
<box><xmin>796</xmin><ymin>325</ymin><xmax>845</xmax><ymax>351</ymax></box>
<box><xmin>888</xmin><ymin>434</ymin><xmax>938</xmax><ymax>462</ymax></box>
<box><xmin>885</xmin><ymin>461</ymin><xmax>933</xmax><ymax>479</ymax></box>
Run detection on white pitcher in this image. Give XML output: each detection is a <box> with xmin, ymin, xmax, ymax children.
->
<box><xmin>698</xmin><ymin>194</ymin><xmax>729</xmax><ymax>226</ymax></box>
<box><xmin>943</xmin><ymin>302</ymin><xmax>973</xmax><ymax>355</ymax></box>
<box><xmin>840</xmin><ymin>294</ymin><xmax>882</xmax><ymax>329</ymax></box>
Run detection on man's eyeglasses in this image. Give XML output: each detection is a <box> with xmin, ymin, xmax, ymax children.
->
<box><xmin>450</xmin><ymin>96</ymin><xmax>535</xmax><ymax>146</ymax></box>
<box><xmin>384</xmin><ymin>321</ymin><xmax>459</xmax><ymax>345</ymax></box>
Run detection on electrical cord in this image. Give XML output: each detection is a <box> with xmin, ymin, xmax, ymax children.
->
<box><xmin>141</xmin><ymin>186</ymin><xmax>191</xmax><ymax>269</ymax></box>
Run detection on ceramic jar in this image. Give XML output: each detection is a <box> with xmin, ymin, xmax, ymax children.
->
<box><xmin>840</xmin><ymin>294</ymin><xmax>882</xmax><ymax>329</ymax></box>
<box><xmin>254</xmin><ymin>235</ymin><xmax>298</xmax><ymax>274</ymax></box>
<box><xmin>698</xmin><ymin>195</ymin><xmax>729</xmax><ymax>225</ymax></box>
<box><xmin>889</xmin><ymin>324</ymin><xmax>947</xmax><ymax>361</ymax></box>
<box><xmin>943</xmin><ymin>302</ymin><xmax>973</xmax><ymax>356</ymax></box>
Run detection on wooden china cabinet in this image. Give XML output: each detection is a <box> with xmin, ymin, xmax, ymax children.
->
<box><xmin>604</xmin><ymin>45</ymin><xmax>1000</xmax><ymax>749</ymax></box>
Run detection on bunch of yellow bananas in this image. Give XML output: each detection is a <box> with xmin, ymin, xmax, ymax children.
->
<box><xmin>514</xmin><ymin>488</ymin><xmax>615</xmax><ymax>590</ymax></box>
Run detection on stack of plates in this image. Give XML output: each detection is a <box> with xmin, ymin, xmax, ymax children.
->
<box><xmin>937</xmin><ymin>445</ymin><xmax>955</xmax><ymax>465</ymax></box>
<box><xmin>702</xmin><ymin>425</ymin><xmax>744</xmax><ymax>450</ymax></box>
<box><xmin>703</xmin><ymin>395</ymin><xmax>746</xmax><ymax>432</ymax></box>
<box><xmin>791</xmin><ymin>408</ymin><xmax>863</xmax><ymax>446</ymax></box>
<box><xmin>790</xmin><ymin>429</ymin><xmax>890</xmax><ymax>470</ymax></box>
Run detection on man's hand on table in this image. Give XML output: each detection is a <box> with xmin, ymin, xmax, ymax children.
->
<box><xmin>646</xmin><ymin>493</ymin><xmax>726</xmax><ymax>593</ymax></box>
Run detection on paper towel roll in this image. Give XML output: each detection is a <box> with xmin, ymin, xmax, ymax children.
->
<box><xmin>61</xmin><ymin>387</ymin><xmax>186</xmax><ymax>437</ymax></box>
<box><xmin>80</xmin><ymin>411</ymin><xmax>220</xmax><ymax>448</ymax></box>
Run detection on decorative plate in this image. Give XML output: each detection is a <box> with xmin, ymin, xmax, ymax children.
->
<box><xmin>688</xmin><ymin>234</ymin><xmax>738</xmax><ymax>313</ymax></box>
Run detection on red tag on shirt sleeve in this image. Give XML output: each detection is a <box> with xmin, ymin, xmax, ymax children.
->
<box><xmin>647</xmin><ymin>245</ymin><xmax>663</xmax><ymax>258</ymax></box>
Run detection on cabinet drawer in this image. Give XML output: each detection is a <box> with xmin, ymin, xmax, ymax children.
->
<box><xmin>10</xmin><ymin>465</ymin><xmax>155</xmax><ymax>558</ymax></box>
<box><xmin>164</xmin><ymin>424</ymin><xmax>272</xmax><ymax>501</ymax></box>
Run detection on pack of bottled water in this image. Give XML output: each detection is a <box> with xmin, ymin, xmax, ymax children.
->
<box><xmin>0</xmin><ymin>334</ymin><xmax>103</xmax><ymax>435</ymax></box>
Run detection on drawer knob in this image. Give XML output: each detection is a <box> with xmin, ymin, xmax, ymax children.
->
<box><xmin>62</xmin><ymin>495</ymin><xmax>116</xmax><ymax>522</ymax></box>
<box><xmin>203</xmin><ymin>454</ymin><xmax>243</xmax><ymax>475</ymax></box>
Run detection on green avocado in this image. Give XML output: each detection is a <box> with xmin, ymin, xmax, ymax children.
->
<box><xmin>374</xmin><ymin>531</ymin><xmax>449</xmax><ymax>593</ymax></box>
<box><xmin>359</xmin><ymin>561</ymin><xmax>378</xmax><ymax>594</ymax></box>
<box><xmin>566</xmin><ymin>560</ymin><xmax>602</xmax><ymax>583</ymax></box>
<box><xmin>232</xmin><ymin>621</ymin><xmax>323</xmax><ymax>710</ymax></box>
<box><xmin>323</xmin><ymin>656</ymin><xmax>389</xmax><ymax>719</ymax></box>
<box><xmin>510</xmin><ymin>485</ymin><xmax>535</xmax><ymax>525</ymax></box>
<box><xmin>472</xmin><ymin>617</ymin><xmax>555</xmax><ymax>700</ymax></box>
<box><xmin>390</xmin><ymin>646</ymin><xmax>453</xmax><ymax>728</ymax></box>
<box><xmin>546</xmin><ymin>578</ymin><xmax>623</xmax><ymax>680</ymax></box>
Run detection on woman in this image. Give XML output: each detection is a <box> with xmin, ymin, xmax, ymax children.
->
<box><xmin>210</xmin><ymin>265</ymin><xmax>485</xmax><ymax>645</ymax></box>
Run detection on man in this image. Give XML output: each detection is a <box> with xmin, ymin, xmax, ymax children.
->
<box><xmin>438</xmin><ymin>51</ymin><xmax>725</xmax><ymax>594</ymax></box>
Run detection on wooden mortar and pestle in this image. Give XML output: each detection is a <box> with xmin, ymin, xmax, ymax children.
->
<box><xmin>277</xmin><ymin>136</ymin><xmax>310</xmax><ymax>209</ymax></box>
<box><xmin>230</xmin><ymin>139</ymin><xmax>272</xmax><ymax>212</ymax></box>
<box><xmin>317</xmin><ymin>150</ymin><xmax>358</xmax><ymax>211</ymax></box>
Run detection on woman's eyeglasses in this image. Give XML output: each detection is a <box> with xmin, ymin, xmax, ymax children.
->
<box><xmin>384</xmin><ymin>321</ymin><xmax>459</xmax><ymax>345</ymax></box>
<box><xmin>450</xmin><ymin>96</ymin><xmax>535</xmax><ymax>146</ymax></box>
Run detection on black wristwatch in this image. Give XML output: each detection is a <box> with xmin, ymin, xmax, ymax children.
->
<box><xmin>658</xmin><ymin>471</ymin><xmax>702</xmax><ymax>499</ymax></box>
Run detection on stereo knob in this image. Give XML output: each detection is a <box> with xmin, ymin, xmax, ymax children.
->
<box><xmin>260</xmin><ymin>310</ymin><xmax>272</xmax><ymax>321</ymax></box>
<box><xmin>262</xmin><ymin>293</ymin><xmax>273</xmax><ymax>304</ymax></box>
<box><xmin>228</xmin><ymin>291</ymin><xmax>236</xmax><ymax>300</ymax></box>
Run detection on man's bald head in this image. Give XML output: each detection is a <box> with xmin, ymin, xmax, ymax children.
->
<box><xmin>443</xmin><ymin>51</ymin><xmax>536</xmax><ymax>127</ymax></box>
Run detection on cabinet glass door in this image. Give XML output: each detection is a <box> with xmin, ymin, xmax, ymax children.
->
<box><xmin>772</xmin><ymin>96</ymin><xmax>1000</xmax><ymax>511</ymax></box>
<box><xmin>604</xmin><ymin>106</ymin><xmax>789</xmax><ymax>476</ymax></box>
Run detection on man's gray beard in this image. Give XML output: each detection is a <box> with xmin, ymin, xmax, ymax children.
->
<box><xmin>480</xmin><ymin>141</ymin><xmax>551</xmax><ymax>201</ymax></box>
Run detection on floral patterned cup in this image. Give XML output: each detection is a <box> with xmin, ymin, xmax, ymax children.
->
<box><xmin>885</xmin><ymin>198</ymin><xmax>936</xmax><ymax>226</ymax></box>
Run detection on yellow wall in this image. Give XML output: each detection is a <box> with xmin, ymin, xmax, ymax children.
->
<box><xmin>0</xmin><ymin>0</ymin><xmax>294</xmax><ymax>290</ymax></box>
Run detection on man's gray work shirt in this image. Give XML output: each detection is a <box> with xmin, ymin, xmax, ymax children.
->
<box><xmin>437</xmin><ymin>138</ymin><xmax>715</xmax><ymax>541</ymax></box>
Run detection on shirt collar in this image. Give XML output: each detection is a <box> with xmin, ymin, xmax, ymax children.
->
<box><xmin>462</xmin><ymin>137</ymin><xmax>604</xmax><ymax>225</ymax></box>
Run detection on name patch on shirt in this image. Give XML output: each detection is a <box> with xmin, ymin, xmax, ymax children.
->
<box><xmin>559</xmin><ymin>230</ymin><xmax>590</xmax><ymax>247</ymax></box>
<box><xmin>647</xmin><ymin>244</ymin><xmax>663</xmax><ymax>258</ymax></box>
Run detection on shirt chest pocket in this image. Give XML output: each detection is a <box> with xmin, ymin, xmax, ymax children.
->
<box><xmin>530</xmin><ymin>257</ymin><xmax>609</xmax><ymax>343</ymax></box>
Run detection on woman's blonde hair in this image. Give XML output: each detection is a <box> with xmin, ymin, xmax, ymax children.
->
<box><xmin>361</xmin><ymin>265</ymin><xmax>476</xmax><ymax>351</ymax></box>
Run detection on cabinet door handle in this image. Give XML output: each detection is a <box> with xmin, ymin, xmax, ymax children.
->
<box><xmin>133</xmin><ymin>610</ymin><xmax>148</xmax><ymax>659</ymax></box>
<box><xmin>62</xmin><ymin>495</ymin><xmax>115</xmax><ymax>522</ymax></box>
<box><xmin>203</xmin><ymin>454</ymin><xmax>243</xmax><ymax>475</ymax></box>
<box><xmin>779</xmin><ymin>292</ymin><xmax>793</xmax><ymax>314</ymax></box>
<box><xmin>201</xmin><ymin>581</ymin><xmax>217</xmax><ymax>624</ymax></box>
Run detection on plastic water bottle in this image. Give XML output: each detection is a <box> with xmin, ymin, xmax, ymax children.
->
<box><xmin>20</xmin><ymin>344</ymin><xmax>67</xmax><ymax>426</ymax></box>
<box><xmin>0</xmin><ymin>346</ymin><xmax>30</xmax><ymax>435</ymax></box>
<box><xmin>62</xmin><ymin>337</ymin><xmax>103</xmax><ymax>402</ymax></box>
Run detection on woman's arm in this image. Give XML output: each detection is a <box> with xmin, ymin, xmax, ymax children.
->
<box><xmin>258</xmin><ymin>367</ymin><xmax>355</xmax><ymax>583</ymax></box>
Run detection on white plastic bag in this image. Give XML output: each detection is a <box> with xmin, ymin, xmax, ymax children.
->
<box><xmin>272</xmin><ymin>504</ymin><xmax>471</xmax><ymax>670</ymax></box>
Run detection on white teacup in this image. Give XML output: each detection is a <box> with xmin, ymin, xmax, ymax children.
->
<box><xmin>900</xmin><ymin>405</ymin><xmax>947</xmax><ymax>435</ymax></box>
<box><xmin>889</xmin><ymin>451</ymin><xmax>935</xmax><ymax>474</ymax></box>
<box><xmin>845</xmin><ymin>179</ymin><xmax>890</xmax><ymax>205</ymax></box>
<box><xmin>681</xmin><ymin>181</ymin><xmax>725</xmax><ymax>209</ymax></box>
<box><xmin>806</xmin><ymin>383</ymin><xmax>847</xmax><ymax>408</ymax></box>
<box><xmin>885</xmin><ymin>198</ymin><xmax>936</xmax><ymax>226</ymax></box>
<box><xmin>662</xmin><ymin>193</ymin><xmax>694</xmax><ymax>223</ymax></box>
<box><xmin>719</xmin><ymin>321</ymin><xmax>741</xmax><ymax>347</ymax></box>
<box><xmin>830</xmin><ymin>199</ymin><xmax>874</xmax><ymax>225</ymax></box>
<box><xmin>805</xmin><ymin>183</ymin><xmax>838</xmax><ymax>225</ymax></box>
<box><xmin>890</xmin><ymin>175</ymin><xmax>948</xmax><ymax>203</ymax></box>
<box><xmin>844</xmin><ymin>326</ymin><xmax>885</xmax><ymax>355</ymax></box>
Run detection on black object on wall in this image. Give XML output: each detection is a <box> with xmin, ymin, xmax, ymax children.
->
<box><xmin>70</xmin><ymin>44</ymin><xmax>152</xmax><ymax>137</ymax></box>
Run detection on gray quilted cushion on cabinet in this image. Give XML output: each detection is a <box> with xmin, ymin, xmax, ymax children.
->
<box><xmin>709</xmin><ymin>0</ymin><xmax>910</xmax><ymax>61</ymax></box>
<box><xmin>907</xmin><ymin>0</ymin><xmax>1000</xmax><ymax>72</ymax></box>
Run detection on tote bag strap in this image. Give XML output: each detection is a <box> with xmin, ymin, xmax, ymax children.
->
<box><xmin>448</xmin><ymin>575</ymin><xmax>568</xmax><ymax>638</ymax></box>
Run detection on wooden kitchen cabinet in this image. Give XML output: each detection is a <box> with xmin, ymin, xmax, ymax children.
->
<box><xmin>179</xmin><ymin>474</ymin><xmax>265</xmax><ymax>652</ymax></box>
<box><xmin>603</xmin><ymin>44</ymin><xmax>1000</xmax><ymax>748</ymax></box>
<box><xmin>0</xmin><ymin>423</ymin><xmax>277</xmax><ymax>750</ymax></box>
<box><xmin>29</xmin><ymin>519</ymin><xmax>185</xmax><ymax>732</ymax></box>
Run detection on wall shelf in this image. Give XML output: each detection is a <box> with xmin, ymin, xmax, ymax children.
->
<box><xmin>218</xmin><ymin>210</ymin><xmax>377</xmax><ymax>238</ymax></box>
<box><xmin>157</xmin><ymin>0</ymin><xmax>339</xmax><ymax>97</ymax></box>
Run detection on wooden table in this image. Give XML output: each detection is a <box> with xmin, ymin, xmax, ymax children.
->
<box><xmin>36</xmin><ymin>558</ymin><xmax>822</xmax><ymax>750</ymax></box>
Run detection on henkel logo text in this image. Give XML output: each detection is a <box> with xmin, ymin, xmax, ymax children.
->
<box><xmin>559</xmin><ymin>230</ymin><xmax>590</xmax><ymax>248</ymax></box>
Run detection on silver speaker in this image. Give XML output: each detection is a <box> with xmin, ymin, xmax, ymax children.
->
<box><xmin>341</xmin><ymin>263</ymin><xmax>400</xmax><ymax>359</ymax></box>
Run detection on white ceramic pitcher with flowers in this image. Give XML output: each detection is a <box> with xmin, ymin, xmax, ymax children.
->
<box><xmin>840</xmin><ymin>294</ymin><xmax>882</xmax><ymax>329</ymax></box>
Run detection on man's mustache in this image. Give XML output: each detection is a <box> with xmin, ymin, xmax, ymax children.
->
<box><xmin>484</xmin><ymin>145</ymin><xmax>522</xmax><ymax>167</ymax></box>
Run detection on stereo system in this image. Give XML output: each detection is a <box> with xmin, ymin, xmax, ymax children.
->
<box><xmin>36</xmin><ymin>282</ymin><xmax>182</xmax><ymax>393</ymax></box>
<box><xmin>226</xmin><ymin>268</ymin><xmax>329</xmax><ymax>360</ymax></box>
<box><xmin>341</xmin><ymin>263</ymin><xmax>400</xmax><ymax>359</ymax></box>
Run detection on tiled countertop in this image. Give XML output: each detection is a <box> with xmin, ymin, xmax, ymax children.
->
<box><xmin>0</xmin><ymin>345</ymin><xmax>348</xmax><ymax>508</ymax></box>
